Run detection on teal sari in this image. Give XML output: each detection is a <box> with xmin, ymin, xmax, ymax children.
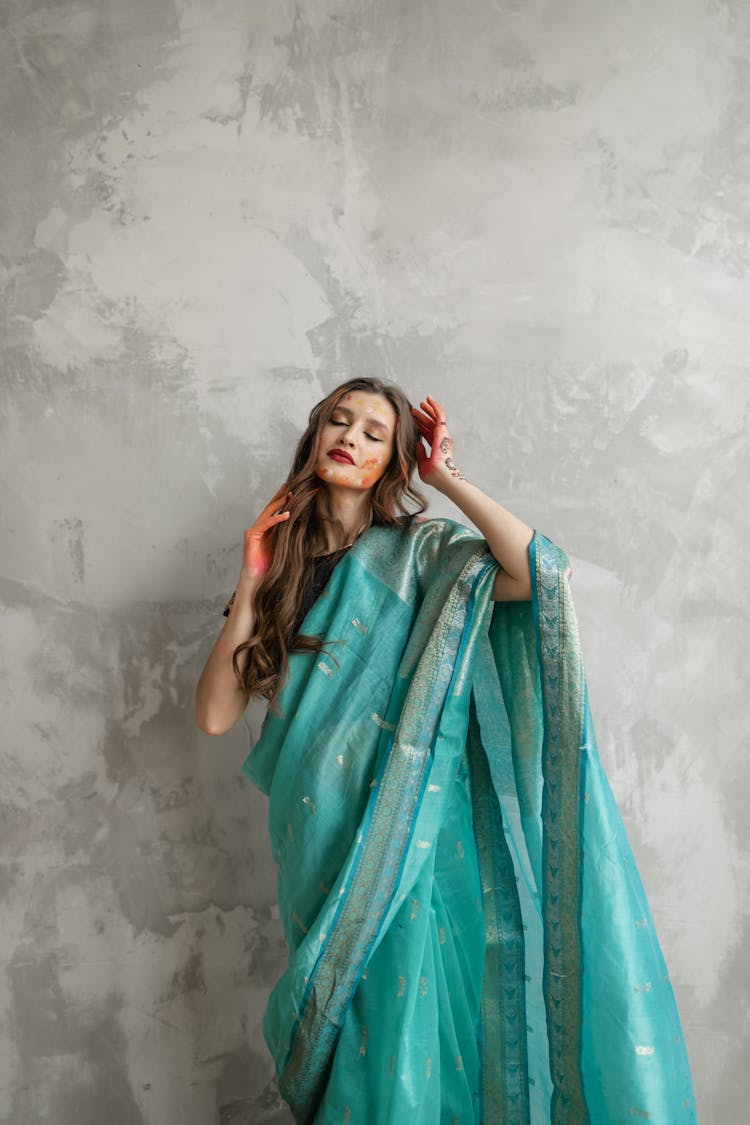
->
<box><xmin>241</xmin><ymin>517</ymin><xmax>696</xmax><ymax>1124</ymax></box>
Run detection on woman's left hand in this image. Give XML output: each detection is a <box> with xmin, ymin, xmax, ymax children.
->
<box><xmin>411</xmin><ymin>395</ymin><xmax>465</xmax><ymax>489</ymax></box>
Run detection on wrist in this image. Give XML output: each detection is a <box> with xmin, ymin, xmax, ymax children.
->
<box><xmin>430</xmin><ymin>468</ymin><xmax>466</xmax><ymax>496</ymax></box>
<box><xmin>237</xmin><ymin>567</ymin><xmax>264</xmax><ymax>594</ymax></box>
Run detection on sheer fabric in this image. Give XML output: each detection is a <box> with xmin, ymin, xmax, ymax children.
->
<box><xmin>241</xmin><ymin>517</ymin><xmax>696</xmax><ymax>1124</ymax></box>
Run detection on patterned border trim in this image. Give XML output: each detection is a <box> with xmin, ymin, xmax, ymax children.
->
<box><xmin>468</xmin><ymin>698</ymin><xmax>530</xmax><ymax>1125</ymax></box>
<box><xmin>279</xmin><ymin>547</ymin><xmax>494</xmax><ymax>1121</ymax></box>
<box><xmin>530</xmin><ymin>534</ymin><xmax>590</xmax><ymax>1124</ymax></box>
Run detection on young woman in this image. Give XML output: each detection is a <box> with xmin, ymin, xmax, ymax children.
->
<box><xmin>196</xmin><ymin>378</ymin><xmax>695</xmax><ymax>1125</ymax></box>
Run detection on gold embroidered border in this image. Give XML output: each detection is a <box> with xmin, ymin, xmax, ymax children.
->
<box><xmin>534</xmin><ymin>537</ymin><xmax>589</xmax><ymax>1124</ymax></box>
<box><xmin>280</xmin><ymin>547</ymin><xmax>491</xmax><ymax>1119</ymax></box>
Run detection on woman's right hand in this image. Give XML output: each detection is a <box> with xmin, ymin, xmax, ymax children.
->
<box><xmin>242</xmin><ymin>483</ymin><xmax>294</xmax><ymax>581</ymax></box>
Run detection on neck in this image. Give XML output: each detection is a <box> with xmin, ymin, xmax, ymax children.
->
<box><xmin>314</xmin><ymin>486</ymin><xmax>372</xmax><ymax>552</ymax></box>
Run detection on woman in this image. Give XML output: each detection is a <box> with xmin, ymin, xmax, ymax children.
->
<box><xmin>196</xmin><ymin>378</ymin><xmax>696</xmax><ymax>1125</ymax></box>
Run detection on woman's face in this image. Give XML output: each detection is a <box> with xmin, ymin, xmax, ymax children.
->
<box><xmin>314</xmin><ymin>391</ymin><xmax>398</xmax><ymax>492</ymax></box>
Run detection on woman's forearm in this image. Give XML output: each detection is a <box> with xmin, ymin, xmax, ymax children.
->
<box><xmin>410</xmin><ymin>396</ymin><xmax>533</xmax><ymax>600</ymax></box>
<box><xmin>437</xmin><ymin>475</ymin><xmax>534</xmax><ymax>597</ymax></box>
<box><xmin>195</xmin><ymin>570</ymin><xmax>261</xmax><ymax>735</ymax></box>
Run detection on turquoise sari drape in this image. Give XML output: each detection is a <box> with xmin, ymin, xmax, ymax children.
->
<box><xmin>241</xmin><ymin>518</ymin><xmax>696</xmax><ymax>1124</ymax></box>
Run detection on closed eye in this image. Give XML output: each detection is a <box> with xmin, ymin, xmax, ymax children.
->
<box><xmin>331</xmin><ymin>420</ymin><xmax>382</xmax><ymax>442</ymax></box>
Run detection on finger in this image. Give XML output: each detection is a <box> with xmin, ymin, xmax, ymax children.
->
<box><xmin>261</xmin><ymin>489</ymin><xmax>292</xmax><ymax>518</ymax></box>
<box><xmin>261</xmin><ymin>495</ymin><xmax>285</xmax><ymax>517</ymax></box>
<box><xmin>256</xmin><ymin>510</ymin><xmax>291</xmax><ymax>531</ymax></box>
<box><xmin>420</xmin><ymin>405</ymin><xmax>444</xmax><ymax>429</ymax></box>
<box><xmin>424</xmin><ymin>396</ymin><xmax>447</xmax><ymax>423</ymax></box>
<box><xmin>423</xmin><ymin>407</ymin><xmax>448</xmax><ymax>430</ymax></box>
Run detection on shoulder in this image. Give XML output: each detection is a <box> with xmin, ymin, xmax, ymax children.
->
<box><xmin>409</xmin><ymin>514</ymin><xmax>475</xmax><ymax>546</ymax></box>
<box><xmin>408</xmin><ymin>515</ymin><xmax>488</xmax><ymax>583</ymax></box>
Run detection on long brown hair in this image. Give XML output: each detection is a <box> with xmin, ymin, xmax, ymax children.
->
<box><xmin>233</xmin><ymin>377</ymin><xmax>428</xmax><ymax>706</ymax></box>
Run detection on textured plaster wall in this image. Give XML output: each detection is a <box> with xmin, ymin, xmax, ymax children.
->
<box><xmin>1</xmin><ymin>0</ymin><xmax>747</xmax><ymax>1121</ymax></box>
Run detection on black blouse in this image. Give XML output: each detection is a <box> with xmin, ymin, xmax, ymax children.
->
<box><xmin>222</xmin><ymin>544</ymin><xmax>352</xmax><ymax>633</ymax></box>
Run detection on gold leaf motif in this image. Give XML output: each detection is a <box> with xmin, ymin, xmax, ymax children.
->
<box><xmin>419</xmin><ymin>975</ymin><xmax>428</xmax><ymax>996</ymax></box>
<box><xmin>634</xmin><ymin>1045</ymin><xmax>655</xmax><ymax>1056</ymax></box>
<box><xmin>425</xmin><ymin>1056</ymin><xmax>432</xmax><ymax>1078</ymax></box>
<box><xmin>456</xmin><ymin>840</ymin><xmax>465</xmax><ymax>859</ymax></box>
<box><xmin>410</xmin><ymin>898</ymin><xmax>420</xmax><ymax>920</ymax></box>
<box><xmin>359</xmin><ymin>1026</ymin><xmax>368</xmax><ymax>1056</ymax></box>
<box><xmin>371</xmin><ymin>713</ymin><xmax>395</xmax><ymax>730</ymax></box>
<box><xmin>292</xmin><ymin>912</ymin><xmax>308</xmax><ymax>933</ymax></box>
<box><xmin>302</xmin><ymin>795</ymin><xmax>316</xmax><ymax>814</ymax></box>
<box><xmin>438</xmin><ymin>926</ymin><xmax>446</xmax><ymax>945</ymax></box>
<box><xmin>397</xmin><ymin>975</ymin><xmax>406</xmax><ymax>998</ymax></box>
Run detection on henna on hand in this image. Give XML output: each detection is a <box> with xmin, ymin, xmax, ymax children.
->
<box><xmin>444</xmin><ymin>455</ymin><xmax>465</xmax><ymax>480</ymax></box>
<box><xmin>411</xmin><ymin>397</ymin><xmax>467</xmax><ymax>485</ymax></box>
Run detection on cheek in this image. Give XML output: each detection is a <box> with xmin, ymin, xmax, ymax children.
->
<box><xmin>359</xmin><ymin>455</ymin><xmax>389</xmax><ymax>486</ymax></box>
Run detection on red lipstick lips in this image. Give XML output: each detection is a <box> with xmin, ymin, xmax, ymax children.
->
<box><xmin>328</xmin><ymin>449</ymin><xmax>355</xmax><ymax>465</ymax></box>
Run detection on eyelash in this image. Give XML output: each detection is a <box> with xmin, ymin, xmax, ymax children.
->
<box><xmin>330</xmin><ymin>419</ymin><xmax>382</xmax><ymax>442</ymax></box>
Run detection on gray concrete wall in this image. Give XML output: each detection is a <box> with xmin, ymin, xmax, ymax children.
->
<box><xmin>1</xmin><ymin>1</ymin><xmax>747</xmax><ymax>1121</ymax></box>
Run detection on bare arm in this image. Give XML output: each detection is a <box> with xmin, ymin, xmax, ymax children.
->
<box><xmin>195</xmin><ymin>570</ymin><xmax>260</xmax><ymax>735</ymax></box>
<box><xmin>195</xmin><ymin>482</ymin><xmax>294</xmax><ymax>735</ymax></box>
<box><xmin>436</xmin><ymin>475</ymin><xmax>533</xmax><ymax>601</ymax></box>
<box><xmin>411</xmin><ymin>394</ymin><xmax>533</xmax><ymax>601</ymax></box>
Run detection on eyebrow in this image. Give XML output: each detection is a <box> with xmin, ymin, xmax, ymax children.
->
<box><xmin>332</xmin><ymin>405</ymin><xmax>391</xmax><ymax>434</ymax></box>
